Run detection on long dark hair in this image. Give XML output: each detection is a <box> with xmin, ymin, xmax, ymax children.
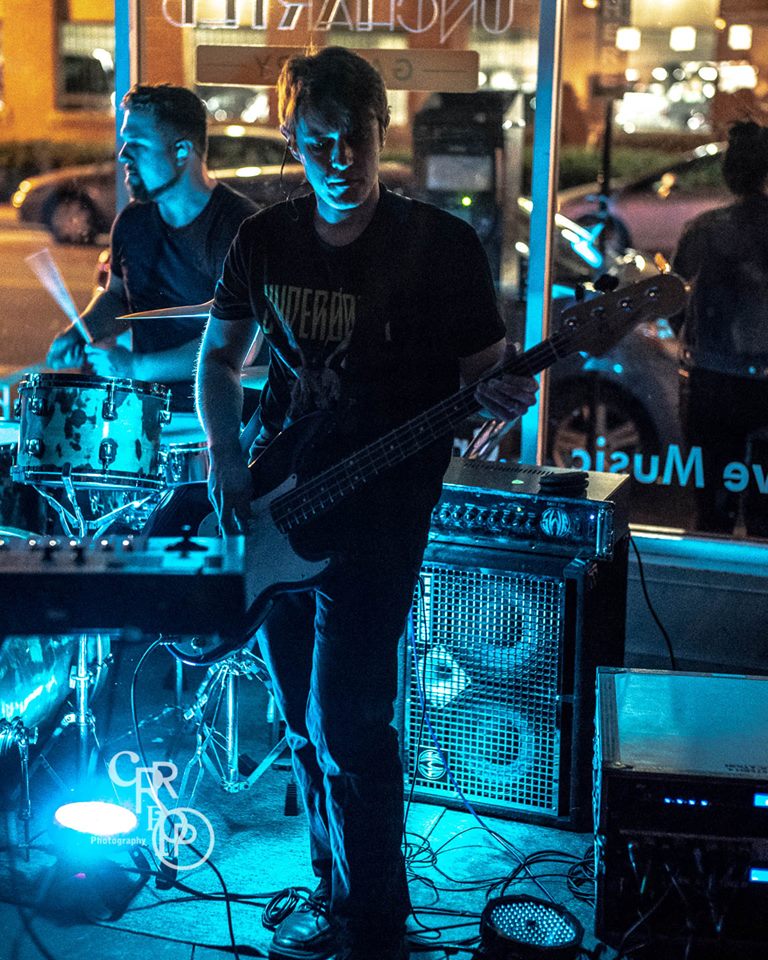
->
<box><xmin>723</xmin><ymin>121</ymin><xmax>768</xmax><ymax>196</ymax></box>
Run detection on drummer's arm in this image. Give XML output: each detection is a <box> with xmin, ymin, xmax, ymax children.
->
<box><xmin>78</xmin><ymin>272</ymin><xmax>131</xmax><ymax>346</ymax></box>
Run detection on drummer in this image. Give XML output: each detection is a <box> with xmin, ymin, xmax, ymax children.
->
<box><xmin>45</xmin><ymin>84</ymin><xmax>259</xmax><ymax>414</ymax></box>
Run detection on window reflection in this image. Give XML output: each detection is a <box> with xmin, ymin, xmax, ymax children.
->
<box><xmin>0</xmin><ymin>0</ymin><xmax>766</xmax><ymax>540</ymax></box>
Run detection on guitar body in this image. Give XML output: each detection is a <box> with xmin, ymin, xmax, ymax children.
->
<box><xmin>169</xmin><ymin>412</ymin><xmax>338</xmax><ymax>665</ymax></box>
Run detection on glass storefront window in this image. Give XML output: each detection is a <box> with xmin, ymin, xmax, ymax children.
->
<box><xmin>1</xmin><ymin>0</ymin><xmax>766</xmax><ymax>542</ymax></box>
<box><xmin>58</xmin><ymin>22</ymin><xmax>115</xmax><ymax>110</ymax></box>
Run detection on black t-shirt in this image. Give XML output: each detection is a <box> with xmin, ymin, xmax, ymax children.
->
<box><xmin>212</xmin><ymin>186</ymin><xmax>505</xmax><ymax>563</ymax></box>
<box><xmin>111</xmin><ymin>182</ymin><xmax>258</xmax><ymax>409</ymax></box>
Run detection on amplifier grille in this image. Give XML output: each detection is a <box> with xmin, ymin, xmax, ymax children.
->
<box><xmin>404</xmin><ymin>563</ymin><xmax>564</xmax><ymax>817</ymax></box>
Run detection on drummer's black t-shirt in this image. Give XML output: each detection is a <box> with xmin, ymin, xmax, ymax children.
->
<box><xmin>110</xmin><ymin>182</ymin><xmax>257</xmax><ymax>410</ymax></box>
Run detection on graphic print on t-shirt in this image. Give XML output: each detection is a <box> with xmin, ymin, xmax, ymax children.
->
<box><xmin>264</xmin><ymin>282</ymin><xmax>360</xmax><ymax>421</ymax></box>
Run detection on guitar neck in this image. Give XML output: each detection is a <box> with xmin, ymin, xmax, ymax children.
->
<box><xmin>269</xmin><ymin>337</ymin><xmax>563</xmax><ymax>534</ymax></box>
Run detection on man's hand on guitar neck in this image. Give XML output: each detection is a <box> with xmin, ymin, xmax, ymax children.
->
<box><xmin>207</xmin><ymin>443</ymin><xmax>252</xmax><ymax>535</ymax></box>
<box><xmin>468</xmin><ymin>338</ymin><xmax>538</xmax><ymax>422</ymax></box>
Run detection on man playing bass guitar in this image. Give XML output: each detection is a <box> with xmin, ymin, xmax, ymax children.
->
<box><xmin>196</xmin><ymin>47</ymin><xmax>537</xmax><ymax>960</ymax></box>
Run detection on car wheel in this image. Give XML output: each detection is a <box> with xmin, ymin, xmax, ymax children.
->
<box><xmin>575</xmin><ymin>213</ymin><xmax>631</xmax><ymax>257</ymax></box>
<box><xmin>48</xmin><ymin>195</ymin><xmax>97</xmax><ymax>244</ymax></box>
<box><xmin>548</xmin><ymin>379</ymin><xmax>658</xmax><ymax>470</ymax></box>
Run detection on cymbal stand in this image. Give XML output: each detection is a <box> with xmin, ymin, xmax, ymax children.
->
<box><xmin>59</xmin><ymin>633</ymin><xmax>111</xmax><ymax>782</ymax></box>
<box><xmin>177</xmin><ymin>649</ymin><xmax>287</xmax><ymax>804</ymax></box>
<box><xmin>0</xmin><ymin>718</ymin><xmax>37</xmax><ymax>859</ymax></box>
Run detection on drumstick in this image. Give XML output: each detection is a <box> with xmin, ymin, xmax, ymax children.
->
<box><xmin>25</xmin><ymin>248</ymin><xmax>93</xmax><ymax>343</ymax></box>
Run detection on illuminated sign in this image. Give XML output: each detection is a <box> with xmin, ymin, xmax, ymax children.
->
<box><xmin>197</xmin><ymin>44</ymin><xmax>480</xmax><ymax>91</ymax></box>
<box><xmin>164</xmin><ymin>0</ymin><xmax>514</xmax><ymax>42</ymax></box>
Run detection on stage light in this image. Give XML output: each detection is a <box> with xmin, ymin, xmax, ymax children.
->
<box><xmin>480</xmin><ymin>895</ymin><xmax>583</xmax><ymax>958</ymax></box>
<box><xmin>38</xmin><ymin>798</ymin><xmax>149</xmax><ymax>922</ymax></box>
<box><xmin>55</xmin><ymin>800</ymin><xmax>138</xmax><ymax>837</ymax></box>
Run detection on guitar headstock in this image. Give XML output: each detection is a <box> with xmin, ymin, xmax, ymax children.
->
<box><xmin>555</xmin><ymin>273</ymin><xmax>687</xmax><ymax>359</ymax></box>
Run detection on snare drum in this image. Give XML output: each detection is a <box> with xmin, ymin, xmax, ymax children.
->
<box><xmin>13</xmin><ymin>373</ymin><xmax>170</xmax><ymax>491</ymax></box>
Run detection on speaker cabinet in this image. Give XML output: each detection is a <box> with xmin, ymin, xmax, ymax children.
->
<box><xmin>397</xmin><ymin>537</ymin><xmax>628</xmax><ymax>829</ymax></box>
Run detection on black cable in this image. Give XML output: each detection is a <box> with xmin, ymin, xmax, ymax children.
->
<box><xmin>614</xmin><ymin>885</ymin><xmax>673</xmax><ymax>959</ymax></box>
<box><xmin>261</xmin><ymin>885</ymin><xmax>312</xmax><ymax>930</ymax></box>
<box><xmin>129</xmin><ymin>637</ymin><xmax>167</xmax><ymax>773</ymax></box>
<box><xmin>630</xmin><ymin>534</ymin><xmax>678</xmax><ymax>669</ymax></box>
<box><xmin>186</xmin><ymin>841</ymin><xmax>241</xmax><ymax>960</ymax></box>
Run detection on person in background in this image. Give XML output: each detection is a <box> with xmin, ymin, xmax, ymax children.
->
<box><xmin>196</xmin><ymin>47</ymin><xmax>537</xmax><ymax>960</ymax></box>
<box><xmin>672</xmin><ymin>120</ymin><xmax>768</xmax><ymax>537</ymax></box>
<box><xmin>46</xmin><ymin>83</ymin><xmax>258</xmax><ymax>412</ymax></box>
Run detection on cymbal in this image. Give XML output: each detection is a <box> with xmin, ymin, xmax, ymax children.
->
<box><xmin>117</xmin><ymin>299</ymin><xmax>214</xmax><ymax>320</ymax></box>
<box><xmin>241</xmin><ymin>365</ymin><xmax>268</xmax><ymax>390</ymax></box>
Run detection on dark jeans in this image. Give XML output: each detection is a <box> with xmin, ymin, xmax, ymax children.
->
<box><xmin>257</xmin><ymin>559</ymin><xmax>419</xmax><ymax>945</ymax></box>
<box><xmin>680</xmin><ymin>367</ymin><xmax>768</xmax><ymax>538</ymax></box>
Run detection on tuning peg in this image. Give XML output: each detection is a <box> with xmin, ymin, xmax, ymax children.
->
<box><xmin>594</xmin><ymin>274</ymin><xmax>620</xmax><ymax>293</ymax></box>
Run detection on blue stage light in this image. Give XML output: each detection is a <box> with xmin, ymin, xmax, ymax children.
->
<box><xmin>54</xmin><ymin>800</ymin><xmax>137</xmax><ymax>837</ymax></box>
<box><xmin>480</xmin><ymin>894</ymin><xmax>583</xmax><ymax>958</ymax></box>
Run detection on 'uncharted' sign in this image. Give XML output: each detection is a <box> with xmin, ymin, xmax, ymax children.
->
<box><xmin>165</xmin><ymin>0</ymin><xmax>514</xmax><ymax>43</ymax></box>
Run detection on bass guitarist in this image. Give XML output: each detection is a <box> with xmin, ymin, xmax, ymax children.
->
<box><xmin>196</xmin><ymin>47</ymin><xmax>537</xmax><ymax>960</ymax></box>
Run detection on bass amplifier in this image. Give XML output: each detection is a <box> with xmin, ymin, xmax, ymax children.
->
<box><xmin>595</xmin><ymin>668</ymin><xmax>768</xmax><ymax>958</ymax></box>
<box><xmin>397</xmin><ymin>461</ymin><xmax>629</xmax><ymax>830</ymax></box>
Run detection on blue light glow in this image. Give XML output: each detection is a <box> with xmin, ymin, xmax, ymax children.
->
<box><xmin>749</xmin><ymin>868</ymin><xmax>768</xmax><ymax>883</ymax></box>
<box><xmin>754</xmin><ymin>793</ymin><xmax>768</xmax><ymax>808</ymax></box>
<box><xmin>55</xmin><ymin>801</ymin><xmax>137</xmax><ymax>837</ymax></box>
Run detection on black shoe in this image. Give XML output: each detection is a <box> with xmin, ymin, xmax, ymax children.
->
<box><xmin>269</xmin><ymin>884</ymin><xmax>338</xmax><ymax>960</ymax></box>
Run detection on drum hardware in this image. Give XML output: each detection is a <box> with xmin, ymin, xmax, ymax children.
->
<box><xmin>99</xmin><ymin>438</ymin><xmax>118</xmax><ymax>469</ymax></box>
<box><xmin>30</xmin><ymin>469</ymin><xmax>163</xmax><ymax>540</ymax></box>
<box><xmin>0</xmin><ymin>717</ymin><xmax>37</xmax><ymax>858</ymax></box>
<box><xmin>58</xmin><ymin>633</ymin><xmax>112</xmax><ymax>782</ymax></box>
<box><xmin>24</xmin><ymin>438</ymin><xmax>43</xmax><ymax>458</ymax></box>
<box><xmin>27</xmin><ymin>397</ymin><xmax>48</xmax><ymax>417</ymax></box>
<box><xmin>0</xmin><ymin>633</ymin><xmax>113</xmax><ymax>845</ymax></box>
<box><xmin>101</xmin><ymin>380</ymin><xmax>118</xmax><ymax>421</ymax></box>
<box><xmin>177</xmin><ymin>648</ymin><xmax>287</xmax><ymax>800</ymax></box>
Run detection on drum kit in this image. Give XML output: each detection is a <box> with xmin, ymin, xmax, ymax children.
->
<box><xmin>0</xmin><ymin>280</ymin><xmax>270</xmax><ymax>824</ymax></box>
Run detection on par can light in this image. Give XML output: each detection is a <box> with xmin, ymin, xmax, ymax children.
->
<box><xmin>480</xmin><ymin>895</ymin><xmax>584</xmax><ymax>959</ymax></box>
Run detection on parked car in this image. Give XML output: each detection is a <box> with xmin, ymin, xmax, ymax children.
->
<box><xmin>558</xmin><ymin>141</ymin><xmax>728</xmax><ymax>259</ymax></box>
<box><xmin>11</xmin><ymin>125</ymin><xmax>293</xmax><ymax>243</ymax></box>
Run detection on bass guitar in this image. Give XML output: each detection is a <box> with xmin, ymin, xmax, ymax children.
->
<box><xmin>169</xmin><ymin>273</ymin><xmax>686</xmax><ymax>665</ymax></box>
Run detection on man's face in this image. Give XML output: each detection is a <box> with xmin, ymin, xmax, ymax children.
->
<box><xmin>118</xmin><ymin>109</ymin><xmax>178</xmax><ymax>202</ymax></box>
<box><xmin>291</xmin><ymin>105</ymin><xmax>382</xmax><ymax>220</ymax></box>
